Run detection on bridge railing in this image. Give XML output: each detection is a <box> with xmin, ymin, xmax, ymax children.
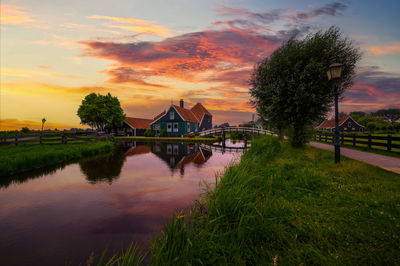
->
<box><xmin>199</xmin><ymin>127</ymin><xmax>272</xmax><ymax>137</ymax></box>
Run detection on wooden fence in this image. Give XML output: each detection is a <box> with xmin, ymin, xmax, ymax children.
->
<box><xmin>312</xmin><ymin>133</ymin><xmax>400</xmax><ymax>153</ymax></box>
<box><xmin>0</xmin><ymin>132</ymin><xmax>114</xmax><ymax>146</ymax></box>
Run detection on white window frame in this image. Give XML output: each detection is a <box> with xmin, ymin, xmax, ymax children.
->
<box><xmin>173</xmin><ymin>122</ymin><xmax>179</xmax><ymax>132</ymax></box>
<box><xmin>195</xmin><ymin>123</ymin><xmax>198</xmax><ymax>132</ymax></box>
<box><xmin>170</xmin><ymin>111</ymin><xmax>174</xmax><ymax>120</ymax></box>
<box><xmin>187</xmin><ymin>122</ymin><xmax>190</xmax><ymax>132</ymax></box>
<box><xmin>167</xmin><ymin>122</ymin><xmax>172</xmax><ymax>132</ymax></box>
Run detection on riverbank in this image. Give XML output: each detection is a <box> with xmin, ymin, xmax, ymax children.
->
<box><xmin>0</xmin><ymin>142</ymin><xmax>114</xmax><ymax>177</ymax></box>
<box><xmin>148</xmin><ymin>135</ymin><xmax>399</xmax><ymax>265</ymax></box>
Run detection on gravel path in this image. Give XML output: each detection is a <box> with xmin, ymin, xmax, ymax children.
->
<box><xmin>309</xmin><ymin>142</ymin><xmax>400</xmax><ymax>175</ymax></box>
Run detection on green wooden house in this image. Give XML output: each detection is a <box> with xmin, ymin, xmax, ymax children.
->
<box><xmin>150</xmin><ymin>100</ymin><xmax>211</xmax><ymax>136</ymax></box>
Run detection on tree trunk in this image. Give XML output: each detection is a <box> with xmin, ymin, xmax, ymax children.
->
<box><xmin>278</xmin><ymin>126</ymin><xmax>284</xmax><ymax>140</ymax></box>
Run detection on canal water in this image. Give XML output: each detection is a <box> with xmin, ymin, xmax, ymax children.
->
<box><xmin>0</xmin><ymin>140</ymin><xmax>246</xmax><ymax>265</ymax></box>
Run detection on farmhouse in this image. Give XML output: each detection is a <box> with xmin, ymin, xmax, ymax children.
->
<box><xmin>113</xmin><ymin>117</ymin><xmax>153</xmax><ymax>136</ymax></box>
<box><xmin>150</xmin><ymin>99</ymin><xmax>212</xmax><ymax>136</ymax></box>
<box><xmin>316</xmin><ymin>115</ymin><xmax>364</xmax><ymax>132</ymax></box>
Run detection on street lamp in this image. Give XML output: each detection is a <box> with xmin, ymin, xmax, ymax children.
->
<box><xmin>327</xmin><ymin>62</ymin><xmax>343</xmax><ymax>163</ymax></box>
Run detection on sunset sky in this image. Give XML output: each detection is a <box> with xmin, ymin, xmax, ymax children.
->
<box><xmin>1</xmin><ymin>0</ymin><xmax>399</xmax><ymax>130</ymax></box>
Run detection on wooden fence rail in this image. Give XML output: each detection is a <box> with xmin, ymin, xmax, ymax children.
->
<box><xmin>312</xmin><ymin>133</ymin><xmax>400</xmax><ymax>153</ymax></box>
<box><xmin>0</xmin><ymin>132</ymin><xmax>114</xmax><ymax>146</ymax></box>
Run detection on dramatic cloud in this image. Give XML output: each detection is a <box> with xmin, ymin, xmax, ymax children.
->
<box><xmin>291</xmin><ymin>2</ymin><xmax>348</xmax><ymax>21</ymax></box>
<box><xmin>0</xmin><ymin>4</ymin><xmax>34</xmax><ymax>25</ymax></box>
<box><xmin>80</xmin><ymin>29</ymin><xmax>278</xmax><ymax>89</ymax></box>
<box><xmin>369</xmin><ymin>43</ymin><xmax>400</xmax><ymax>55</ymax></box>
<box><xmin>88</xmin><ymin>15</ymin><xmax>172</xmax><ymax>37</ymax></box>
<box><xmin>341</xmin><ymin>66</ymin><xmax>400</xmax><ymax>112</ymax></box>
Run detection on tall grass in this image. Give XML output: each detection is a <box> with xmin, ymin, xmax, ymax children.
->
<box><xmin>150</xmin><ymin>135</ymin><xmax>399</xmax><ymax>265</ymax></box>
<box><xmin>0</xmin><ymin>142</ymin><xmax>114</xmax><ymax>176</ymax></box>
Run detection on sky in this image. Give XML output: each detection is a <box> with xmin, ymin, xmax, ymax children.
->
<box><xmin>1</xmin><ymin>0</ymin><xmax>399</xmax><ymax>130</ymax></box>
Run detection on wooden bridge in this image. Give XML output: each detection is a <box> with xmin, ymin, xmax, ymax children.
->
<box><xmin>200</xmin><ymin>143</ymin><xmax>249</xmax><ymax>153</ymax></box>
<box><xmin>199</xmin><ymin>127</ymin><xmax>271</xmax><ymax>137</ymax></box>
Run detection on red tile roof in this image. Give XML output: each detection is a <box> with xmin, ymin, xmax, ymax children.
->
<box><xmin>316</xmin><ymin>116</ymin><xmax>350</xmax><ymax>129</ymax></box>
<box><xmin>125</xmin><ymin>145</ymin><xmax>151</xmax><ymax>157</ymax></box>
<box><xmin>173</xmin><ymin>105</ymin><xmax>199</xmax><ymax>122</ymax></box>
<box><xmin>125</xmin><ymin>117</ymin><xmax>153</xmax><ymax>129</ymax></box>
<box><xmin>153</xmin><ymin>110</ymin><xmax>166</xmax><ymax>121</ymax></box>
<box><xmin>190</xmin><ymin>103</ymin><xmax>212</xmax><ymax>121</ymax></box>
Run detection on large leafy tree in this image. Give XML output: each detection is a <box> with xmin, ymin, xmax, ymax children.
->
<box><xmin>77</xmin><ymin>93</ymin><xmax>125</xmax><ymax>131</ymax></box>
<box><xmin>250</xmin><ymin>26</ymin><xmax>361</xmax><ymax>146</ymax></box>
<box><xmin>372</xmin><ymin>108</ymin><xmax>400</xmax><ymax>124</ymax></box>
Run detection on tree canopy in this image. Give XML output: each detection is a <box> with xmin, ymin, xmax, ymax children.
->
<box><xmin>77</xmin><ymin>93</ymin><xmax>125</xmax><ymax>131</ymax></box>
<box><xmin>372</xmin><ymin>108</ymin><xmax>400</xmax><ymax>124</ymax></box>
<box><xmin>250</xmin><ymin>26</ymin><xmax>361</xmax><ymax>146</ymax></box>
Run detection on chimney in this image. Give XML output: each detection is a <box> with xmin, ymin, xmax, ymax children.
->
<box><xmin>180</xmin><ymin>99</ymin><xmax>184</xmax><ymax>108</ymax></box>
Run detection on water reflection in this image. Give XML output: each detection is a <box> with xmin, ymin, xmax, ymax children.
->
<box><xmin>79</xmin><ymin>149</ymin><xmax>127</xmax><ymax>184</ymax></box>
<box><xmin>0</xmin><ymin>140</ymin><xmax>246</xmax><ymax>265</ymax></box>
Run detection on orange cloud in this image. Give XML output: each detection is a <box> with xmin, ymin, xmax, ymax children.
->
<box><xmin>0</xmin><ymin>119</ymin><xmax>85</xmax><ymax>131</ymax></box>
<box><xmin>0</xmin><ymin>4</ymin><xmax>34</xmax><ymax>25</ymax></box>
<box><xmin>369</xmin><ymin>43</ymin><xmax>400</xmax><ymax>55</ymax></box>
<box><xmin>88</xmin><ymin>15</ymin><xmax>172</xmax><ymax>37</ymax></box>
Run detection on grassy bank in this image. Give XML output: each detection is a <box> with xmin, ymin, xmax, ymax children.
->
<box><xmin>116</xmin><ymin>136</ymin><xmax>217</xmax><ymax>143</ymax></box>
<box><xmin>0</xmin><ymin>142</ymin><xmax>114</xmax><ymax>177</ymax></box>
<box><xmin>149</xmin><ymin>136</ymin><xmax>399</xmax><ymax>265</ymax></box>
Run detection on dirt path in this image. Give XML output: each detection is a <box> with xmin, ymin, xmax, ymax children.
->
<box><xmin>309</xmin><ymin>142</ymin><xmax>400</xmax><ymax>175</ymax></box>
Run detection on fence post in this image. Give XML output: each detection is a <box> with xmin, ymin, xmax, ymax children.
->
<box><xmin>40</xmin><ymin>135</ymin><xmax>42</xmax><ymax>144</ymax></box>
<box><xmin>387</xmin><ymin>135</ymin><xmax>392</xmax><ymax>151</ymax></box>
<box><xmin>65</xmin><ymin>135</ymin><xmax>68</xmax><ymax>144</ymax></box>
<box><xmin>353</xmin><ymin>134</ymin><xmax>356</xmax><ymax>146</ymax></box>
<box><xmin>341</xmin><ymin>134</ymin><xmax>344</xmax><ymax>144</ymax></box>
<box><xmin>15</xmin><ymin>136</ymin><xmax>18</xmax><ymax>146</ymax></box>
<box><xmin>319</xmin><ymin>134</ymin><xmax>321</xmax><ymax>141</ymax></box>
<box><xmin>368</xmin><ymin>134</ymin><xmax>371</xmax><ymax>149</ymax></box>
<box><xmin>61</xmin><ymin>134</ymin><xmax>64</xmax><ymax>144</ymax></box>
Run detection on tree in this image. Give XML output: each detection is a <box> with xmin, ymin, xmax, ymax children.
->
<box><xmin>77</xmin><ymin>93</ymin><xmax>125</xmax><ymax>132</ymax></box>
<box><xmin>250</xmin><ymin>26</ymin><xmax>361</xmax><ymax>146</ymax></box>
<box><xmin>339</xmin><ymin>112</ymin><xmax>348</xmax><ymax>119</ymax></box>
<box><xmin>21</xmin><ymin>127</ymin><xmax>30</xmax><ymax>133</ymax></box>
<box><xmin>372</xmin><ymin>109</ymin><xmax>400</xmax><ymax>124</ymax></box>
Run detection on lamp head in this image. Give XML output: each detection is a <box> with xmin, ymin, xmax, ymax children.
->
<box><xmin>327</xmin><ymin>62</ymin><xmax>343</xmax><ymax>80</ymax></box>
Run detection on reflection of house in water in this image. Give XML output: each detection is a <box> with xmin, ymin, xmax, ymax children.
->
<box><xmin>123</xmin><ymin>141</ymin><xmax>212</xmax><ymax>175</ymax></box>
<box><xmin>153</xmin><ymin>142</ymin><xmax>212</xmax><ymax>175</ymax></box>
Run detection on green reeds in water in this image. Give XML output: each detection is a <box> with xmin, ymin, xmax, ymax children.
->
<box><xmin>93</xmin><ymin>243</ymin><xmax>147</xmax><ymax>266</ymax></box>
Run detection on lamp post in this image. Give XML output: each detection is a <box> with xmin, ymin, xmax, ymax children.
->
<box><xmin>327</xmin><ymin>62</ymin><xmax>343</xmax><ymax>163</ymax></box>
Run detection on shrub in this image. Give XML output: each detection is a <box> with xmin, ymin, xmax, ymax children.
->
<box><xmin>144</xmin><ymin>129</ymin><xmax>155</xmax><ymax>137</ymax></box>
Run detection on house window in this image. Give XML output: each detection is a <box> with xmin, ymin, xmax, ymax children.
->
<box><xmin>348</xmin><ymin>122</ymin><xmax>351</xmax><ymax>127</ymax></box>
<box><xmin>167</xmin><ymin>122</ymin><xmax>172</xmax><ymax>132</ymax></box>
<box><xmin>195</xmin><ymin>124</ymin><xmax>198</xmax><ymax>132</ymax></box>
<box><xmin>154</xmin><ymin>124</ymin><xmax>160</xmax><ymax>131</ymax></box>
<box><xmin>187</xmin><ymin>122</ymin><xmax>190</xmax><ymax>132</ymax></box>
<box><xmin>167</xmin><ymin>144</ymin><xmax>172</xmax><ymax>155</ymax></box>
<box><xmin>170</xmin><ymin>111</ymin><xmax>174</xmax><ymax>120</ymax></box>
<box><xmin>173</xmin><ymin>145</ymin><xmax>179</xmax><ymax>155</ymax></box>
<box><xmin>173</xmin><ymin>122</ymin><xmax>179</xmax><ymax>132</ymax></box>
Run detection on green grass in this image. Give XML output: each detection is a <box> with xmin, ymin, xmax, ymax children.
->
<box><xmin>148</xmin><ymin>135</ymin><xmax>399</xmax><ymax>265</ymax></box>
<box><xmin>116</xmin><ymin>136</ymin><xmax>217</xmax><ymax>143</ymax></box>
<box><xmin>0</xmin><ymin>142</ymin><xmax>114</xmax><ymax>177</ymax></box>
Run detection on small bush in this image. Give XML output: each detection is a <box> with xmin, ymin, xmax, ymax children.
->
<box><xmin>144</xmin><ymin>129</ymin><xmax>155</xmax><ymax>137</ymax></box>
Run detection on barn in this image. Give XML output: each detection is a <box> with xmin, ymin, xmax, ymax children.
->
<box><xmin>316</xmin><ymin>115</ymin><xmax>365</xmax><ymax>132</ymax></box>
